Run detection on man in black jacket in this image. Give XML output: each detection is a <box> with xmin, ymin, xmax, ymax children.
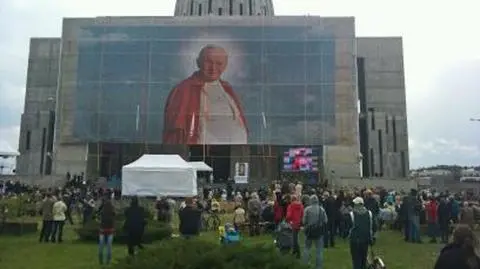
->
<box><xmin>179</xmin><ymin>197</ymin><xmax>202</xmax><ymax>238</ymax></box>
<box><xmin>322</xmin><ymin>191</ymin><xmax>337</xmax><ymax>248</ymax></box>
<box><xmin>124</xmin><ymin>196</ymin><xmax>147</xmax><ymax>256</ymax></box>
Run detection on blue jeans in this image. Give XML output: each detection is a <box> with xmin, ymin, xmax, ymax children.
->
<box><xmin>98</xmin><ymin>234</ymin><xmax>113</xmax><ymax>265</ymax></box>
<box><xmin>427</xmin><ymin>222</ymin><xmax>438</xmax><ymax>240</ymax></box>
<box><xmin>303</xmin><ymin>236</ymin><xmax>324</xmax><ymax>269</ymax></box>
<box><xmin>409</xmin><ymin>216</ymin><xmax>420</xmax><ymax>243</ymax></box>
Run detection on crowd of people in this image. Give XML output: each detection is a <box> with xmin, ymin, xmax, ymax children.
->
<box><xmin>2</xmin><ymin>178</ymin><xmax>480</xmax><ymax>269</ymax></box>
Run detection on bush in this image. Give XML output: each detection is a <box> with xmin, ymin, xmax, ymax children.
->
<box><xmin>76</xmin><ymin>220</ymin><xmax>172</xmax><ymax>244</ymax></box>
<box><xmin>111</xmin><ymin>238</ymin><xmax>309</xmax><ymax>269</ymax></box>
<box><xmin>0</xmin><ymin>221</ymin><xmax>38</xmax><ymax>236</ymax></box>
<box><xmin>0</xmin><ymin>196</ymin><xmax>37</xmax><ymax>219</ymax></box>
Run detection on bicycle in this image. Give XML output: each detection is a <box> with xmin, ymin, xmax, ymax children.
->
<box><xmin>202</xmin><ymin>210</ymin><xmax>221</xmax><ymax>231</ymax></box>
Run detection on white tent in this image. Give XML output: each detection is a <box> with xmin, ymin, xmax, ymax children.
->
<box><xmin>0</xmin><ymin>140</ymin><xmax>19</xmax><ymax>156</ymax></box>
<box><xmin>122</xmin><ymin>154</ymin><xmax>197</xmax><ymax>197</ymax></box>
<box><xmin>188</xmin><ymin>161</ymin><xmax>213</xmax><ymax>172</ymax></box>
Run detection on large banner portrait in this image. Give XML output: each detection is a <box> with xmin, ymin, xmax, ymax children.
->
<box><xmin>73</xmin><ymin>25</ymin><xmax>346</xmax><ymax>145</ymax></box>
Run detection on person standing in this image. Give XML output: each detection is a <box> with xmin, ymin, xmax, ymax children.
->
<box><xmin>123</xmin><ymin>197</ymin><xmax>147</xmax><ymax>256</ymax></box>
<box><xmin>459</xmin><ymin>202</ymin><xmax>475</xmax><ymax>230</ymax></box>
<box><xmin>247</xmin><ymin>193</ymin><xmax>262</xmax><ymax>236</ymax></box>
<box><xmin>178</xmin><ymin>197</ymin><xmax>202</xmax><ymax>238</ymax></box>
<box><xmin>438</xmin><ymin>196</ymin><xmax>451</xmax><ymax>244</ymax></box>
<box><xmin>286</xmin><ymin>195</ymin><xmax>304</xmax><ymax>259</ymax></box>
<box><xmin>425</xmin><ymin>196</ymin><xmax>439</xmax><ymax>243</ymax></box>
<box><xmin>303</xmin><ymin>194</ymin><xmax>328</xmax><ymax>269</ymax></box>
<box><xmin>348</xmin><ymin>197</ymin><xmax>376</xmax><ymax>269</ymax></box>
<box><xmin>322</xmin><ymin>191</ymin><xmax>337</xmax><ymax>248</ymax></box>
<box><xmin>51</xmin><ymin>195</ymin><xmax>67</xmax><ymax>243</ymax></box>
<box><xmin>98</xmin><ymin>197</ymin><xmax>115</xmax><ymax>265</ymax></box>
<box><xmin>434</xmin><ymin>226</ymin><xmax>480</xmax><ymax>269</ymax></box>
<box><xmin>39</xmin><ymin>193</ymin><xmax>55</xmax><ymax>243</ymax></box>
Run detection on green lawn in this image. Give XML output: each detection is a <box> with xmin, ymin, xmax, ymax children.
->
<box><xmin>0</xmin><ymin>224</ymin><xmax>441</xmax><ymax>269</ymax></box>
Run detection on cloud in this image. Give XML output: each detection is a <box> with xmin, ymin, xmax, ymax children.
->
<box><xmin>409</xmin><ymin>138</ymin><xmax>480</xmax><ymax>168</ymax></box>
<box><xmin>0</xmin><ymin>125</ymin><xmax>20</xmax><ymax>151</ymax></box>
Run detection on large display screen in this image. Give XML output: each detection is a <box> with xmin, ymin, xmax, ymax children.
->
<box><xmin>73</xmin><ymin>24</ymin><xmax>350</xmax><ymax>145</ymax></box>
<box><xmin>283</xmin><ymin>147</ymin><xmax>320</xmax><ymax>172</ymax></box>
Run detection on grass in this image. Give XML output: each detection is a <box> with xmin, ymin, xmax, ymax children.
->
<box><xmin>0</xmin><ymin>220</ymin><xmax>442</xmax><ymax>269</ymax></box>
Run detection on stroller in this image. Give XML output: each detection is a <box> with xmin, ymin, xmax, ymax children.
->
<box><xmin>368</xmin><ymin>247</ymin><xmax>386</xmax><ymax>269</ymax></box>
<box><xmin>219</xmin><ymin>223</ymin><xmax>240</xmax><ymax>245</ymax></box>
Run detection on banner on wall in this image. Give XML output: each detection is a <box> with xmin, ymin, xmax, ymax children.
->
<box><xmin>73</xmin><ymin>24</ymin><xmax>346</xmax><ymax>146</ymax></box>
<box><xmin>234</xmin><ymin>162</ymin><xmax>249</xmax><ymax>184</ymax></box>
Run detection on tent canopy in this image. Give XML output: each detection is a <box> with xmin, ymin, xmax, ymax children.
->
<box><xmin>122</xmin><ymin>154</ymin><xmax>197</xmax><ymax>197</ymax></box>
<box><xmin>123</xmin><ymin>154</ymin><xmax>193</xmax><ymax>171</ymax></box>
<box><xmin>0</xmin><ymin>140</ymin><xmax>19</xmax><ymax>156</ymax></box>
<box><xmin>188</xmin><ymin>161</ymin><xmax>213</xmax><ymax>172</ymax></box>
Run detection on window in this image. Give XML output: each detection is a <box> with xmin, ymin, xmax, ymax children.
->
<box><xmin>369</xmin><ymin>108</ymin><xmax>375</xmax><ymax>130</ymax></box>
<box><xmin>198</xmin><ymin>4</ymin><xmax>202</xmax><ymax>16</ymax></box>
<box><xmin>239</xmin><ymin>4</ymin><xmax>243</xmax><ymax>15</ymax></box>
<box><xmin>385</xmin><ymin>115</ymin><xmax>389</xmax><ymax>133</ymax></box>
<box><xmin>369</xmin><ymin>148</ymin><xmax>375</xmax><ymax>177</ymax></box>
<box><xmin>218</xmin><ymin>7</ymin><xmax>223</xmax><ymax>15</ymax></box>
<box><xmin>400</xmin><ymin>151</ymin><xmax>406</xmax><ymax>177</ymax></box>
<box><xmin>208</xmin><ymin>0</ymin><xmax>213</xmax><ymax>14</ymax></box>
<box><xmin>26</xmin><ymin>131</ymin><xmax>31</xmax><ymax>150</ymax></box>
<box><xmin>229</xmin><ymin>0</ymin><xmax>233</xmax><ymax>15</ymax></box>
<box><xmin>392</xmin><ymin>116</ymin><xmax>397</xmax><ymax>151</ymax></box>
<box><xmin>190</xmin><ymin>0</ymin><xmax>194</xmax><ymax>16</ymax></box>
<box><xmin>249</xmin><ymin>0</ymin><xmax>253</xmax><ymax>15</ymax></box>
<box><xmin>378</xmin><ymin>129</ymin><xmax>383</xmax><ymax>176</ymax></box>
<box><xmin>40</xmin><ymin>128</ymin><xmax>47</xmax><ymax>174</ymax></box>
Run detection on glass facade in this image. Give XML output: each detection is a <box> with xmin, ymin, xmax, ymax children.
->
<box><xmin>73</xmin><ymin>25</ymin><xmax>354</xmax><ymax>145</ymax></box>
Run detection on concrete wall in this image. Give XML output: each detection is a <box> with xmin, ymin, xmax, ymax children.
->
<box><xmin>0</xmin><ymin>175</ymin><xmax>66</xmax><ymax>188</ymax></box>
<box><xmin>17</xmin><ymin>38</ymin><xmax>60</xmax><ymax>175</ymax></box>
<box><xmin>323</xmin><ymin>145</ymin><xmax>361</xmax><ymax>179</ymax></box>
<box><xmin>356</xmin><ymin>37</ymin><xmax>409</xmax><ymax>178</ymax></box>
<box><xmin>335</xmin><ymin>177</ymin><xmax>417</xmax><ymax>191</ymax></box>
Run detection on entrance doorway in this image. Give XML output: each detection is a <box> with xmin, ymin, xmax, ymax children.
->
<box><xmin>189</xmin><ymin>145</ymin><xmax>231</xmax><ymax>182</ymax></box>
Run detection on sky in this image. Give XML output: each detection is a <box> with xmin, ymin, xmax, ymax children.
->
<box><xmin>0</xmin><ymin>0</ymin><xmax>479</xmax><ymax>169</ymax></box>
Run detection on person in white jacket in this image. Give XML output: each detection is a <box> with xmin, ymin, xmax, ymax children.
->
<box><xmin>51</xmin><ymin>195</ymin><xmax>67</xmax><ymax>243</ymax></box>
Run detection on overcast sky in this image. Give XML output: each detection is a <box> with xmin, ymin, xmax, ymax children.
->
<box><xmin>0</xmin><ymin>0</ymin><xmax>479</xmax><ymax>169</ymax></box>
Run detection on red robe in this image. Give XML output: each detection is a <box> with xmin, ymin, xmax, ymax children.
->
<box><xmin>162</xmin><ymin>72</ymin><xmax>247</xmax><ymax>144</ymax></box>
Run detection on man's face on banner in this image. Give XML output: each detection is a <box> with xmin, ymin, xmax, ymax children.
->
<box><xmin>199</xmin><ymin>47</ymin><xmax>228</xmax><ymax>82</ymax></box>
<box><xmin>239</xmin><ymin>164</ymin><xmax>245</xmax><ymax>174</ymax></box>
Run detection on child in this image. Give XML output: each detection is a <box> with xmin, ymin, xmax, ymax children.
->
<box><xmin>233</xmin><ymin>205</ymin><xmax>246</xmax><ymax>231</ymax></box>
<box><xmin>275</xmin><ymin>219</ymin><xmax>293</xmax><ymax>254</ymax></box>
<box><xmin>220</xmin><ymin>223</ymin><xmax>240</xmax><ymax>245</ymax></box>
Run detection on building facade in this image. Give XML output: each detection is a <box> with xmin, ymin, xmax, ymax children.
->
<box><xmin>17</xmin><ymin>38</ymin><xmax>60</xmax><ymax>176</ymax></box>
<box><xmin>16</xmin><ymin>0</ymin><xmax>409</xmax><ymax>185</ymax></box>
<box><xmin>357</xmin><ymin>37</ymin><xmax>409</xmax><ymax>178</ymax></box>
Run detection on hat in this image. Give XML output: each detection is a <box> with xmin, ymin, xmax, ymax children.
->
<box><xmin>353</xmin><ymin>197</ymin><xmax>364</xmax><ymax>205</ymax></box>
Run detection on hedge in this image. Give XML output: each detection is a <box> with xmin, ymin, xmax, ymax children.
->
<box><xmin>111</xmin><ymin>238</ymin><xmax>309</xmax><ymax>269</ymax></box>
<box><xmin>0</xmin><ymin>221</ymin><xmax>38</xmax><ymax>236</ymax></box>
<box><xmin>76</xmin><ymin>220</ymin><xmax>172</xmax><ymax>244</ymax></box>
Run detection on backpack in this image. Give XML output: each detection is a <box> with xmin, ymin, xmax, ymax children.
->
<box><xmin>349</xmin><ymin>210</ymin><xmax>373</xmax><ymax>242</ymax></box>
<box><xmin>304</xmin><ymin>206</ymin><xmax>326</xmax><ymax>239</ymax></box>
<box><xmin>276</xmin><ymin>221</ymin><xmax>293</xmax><ymax>249</ymax></box>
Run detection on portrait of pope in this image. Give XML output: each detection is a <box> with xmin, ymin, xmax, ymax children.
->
<box><xmin>162</xmin><ymin>44</ymin><xmax>248</xmax><ymax>145</ymax></box>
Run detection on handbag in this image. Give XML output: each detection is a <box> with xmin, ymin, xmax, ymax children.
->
<box><xmin>304</xmin><ymin>207</ymin><xmax>326</xmax><ymax>239</ymax></box>
<box><xmin>368</xmin><ymin>246</ymin><xmax>386</xmax><ymax>269</ymax></box>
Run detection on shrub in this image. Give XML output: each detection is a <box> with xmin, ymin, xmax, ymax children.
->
<box><xmin>76</xmin><ymin>220</ymin><xmax>172</xmax><ymax>244</ymax></box>
<box><xmin>0</xmin><ymin>222</ymin><xmax>38</xmax><ymax>236</ymax></box>
<box><xmin>111</xmin><ymin>238</ymin><xmax>309</xmax><ymax>269</ymax></box>
<box><xmin>0</xmin><ymin>196</ymin><xmax>37</xmax><ymax>219</ymax></box>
